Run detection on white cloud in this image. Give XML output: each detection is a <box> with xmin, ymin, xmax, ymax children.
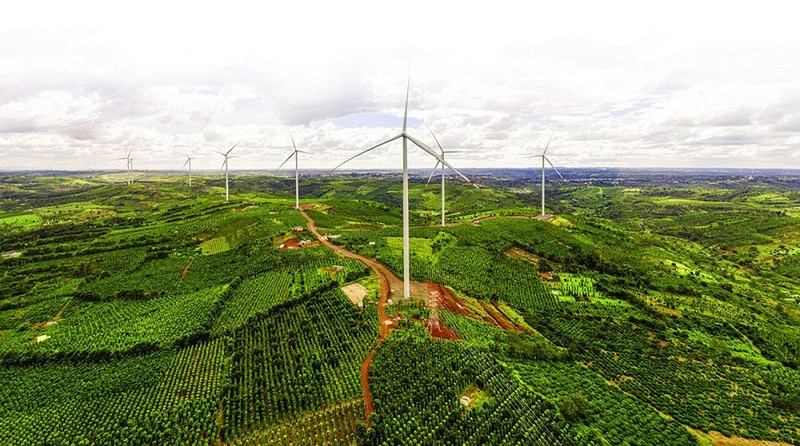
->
<box><xmin>0</xmin><ymin>1</ymin><xmax>799</xmax><ymax>170</ymax></box>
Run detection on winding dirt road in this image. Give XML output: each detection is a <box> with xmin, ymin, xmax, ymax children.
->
<box><xmin>299</xmin><ymin>209</ymin><xmax>397</xmax><ymax>423</ymax></box>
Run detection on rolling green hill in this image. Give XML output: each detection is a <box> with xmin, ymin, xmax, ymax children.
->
<box><xmin>1</xmin><ymin>171</ymin><xmax>798</xmax><ymax>445</ymax></box>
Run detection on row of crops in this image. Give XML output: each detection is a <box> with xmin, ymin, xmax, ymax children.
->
<box><xmin>0</xmin><ymin>340</ymin><xmax>224</xmax><ymax>445</ymax></box>
<box><xmin>511</xmin><ymin>358</ymin><xmax>698</xmax><ymax>445</ymax></box>
<box><xmin>222</xmin><ymin>289</ymin><xmax>379</xmax><ymax>445</ymax></box>
<box><xmin>0</xmin><ymin>286</ymin><xmax>227</xmax><ymax>362</ymax></box>
<box><xmin>366</xmin><ymin>329</ymin><xmax>588</xmax><ymax>445</ymax></box>
<box><xmin>530</xmin><ymin>311</ymin><xmax>800</xmax><ymax>444</ymax></box>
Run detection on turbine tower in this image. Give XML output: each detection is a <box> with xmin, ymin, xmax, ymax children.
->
<box><xmin>534</xmin><ymin>132</ymin><xmax>563</xmax><ymax>216</ymax></box>
<box><xmin>114</xmin><ymin>149</ymin><xmax>133</xmax><ymax>185</ymax></box>
<box><xmin>424</xmin><ymin>122</ymin><xmax>464</xmax><ymax>227</ymax></box>
<box><xmin>215</xmin><ymin>141</ymin><xmax>240</xmax><ymax>201</ymax></box>
<box><xmin>182</xmin><ymin>151</ymin><xmax>195</xmax><ymax>186</ymax></box>
<box><xmin>332</xmin><ymin>76</ymin><xmax>477</xmax><ymax>298</ymax></box>
<box><xmin>276</xmin><ymin>130</ymin><xmax>310</xmax><ymax>210</ymax></box>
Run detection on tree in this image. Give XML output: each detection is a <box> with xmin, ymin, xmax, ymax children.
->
<box><xmin>560</xmin><ymin>392</ymin><xmax>589</xmax><ymax>422</ymax></box>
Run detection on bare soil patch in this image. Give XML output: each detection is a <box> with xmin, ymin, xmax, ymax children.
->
<box><xmin>425</xmin><ymin>282</ymin><xmax>470</xmax><ymax>316</ymax></box>
<box><xmin>426</xmin><ymin>321</ymin><xmax>461</xmax><ymax>340</ymax></box>
<box><xmin>341</xmin><ymin>283</ymin><xmax>368</xmax><ymax>306</ymax></box>
<box><xmin>505</xmin><ymin>247</ymin><xmax>542</xmax><ymax>266</ymax></box>
<box><xmin>481</xmin><ymin>300</ymin><xmax>522</xmax><ymax>331</ymax></box>
<box><xmin>179</xmin><ymin>257</ymin><xmax>194</xmax><ymax>283</ymax></box>
<box><xmin>280</xmin><ymin>238</ymin><xmax>300</xmax><ymax>249</ymax></box>
<box><xmin>705</xmin><ymin>430</ymin><xmax>793</xmax><ymax>446</ymax></box>
<box><xmin>470</xmin><ymin>214</ymin><xmax>535</xmax><ymax>225</ymax></box>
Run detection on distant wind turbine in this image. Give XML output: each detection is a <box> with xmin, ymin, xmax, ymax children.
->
<box><xmin>332</xmin><ymin>76</ymin><xmax>478</xmax><ymax>298</ymax></box>
<box><xmin>114</xmin><ymin>149</ymin><xmax>133</xmax><ymax>185</ymax></box>
<box><xmin>276</xmin><ymin>130</ymin><xmax>310</xmax><ymax>210</ymax></box>
<box><xmin>533</xmin><ymin>132</ymin><xmax>563</xmax><ymax>216</ymax></box>
<box><xmin>423</xmin><ymin>122</ymin><xmax>464</xmax><ymax>227</ymax></box>
<box><xmin>215</xmin><ymin>141</ymin><xmax>240</xmax><ymax>201</ymax></box>
<box><xmin>182</xmin><ymin>151</ymin><xmax>195</xmax><ymax>187</ymax></box>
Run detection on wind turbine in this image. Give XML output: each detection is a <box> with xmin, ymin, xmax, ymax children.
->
<box><xmin>182</xmin><ymin>151</ymin><xmax>195</xmax><ymax>186</ymax></box>
<box><xmin>215</xmin><ymin>141</ymin><xmax>240</xmax><ymax>201</ymax></box>
<box><xmin>533</xmin><ymin>132</ymin><xmax>563</xmax><ymax>216</ymax></box>
<box><xmin>114</xmin><ymin>149</ymin><xmax>133</xmax><ymax>185</ymax></box>
<box><xmin>332</xmin><ymin>77</ymin><xmax>478</xmax><ymax>298</ymax></box>
<box><xmin>423</xmin><ymin>122</ymin><xmax>464</xmax><ymax>227</ymax></box>
<box><xmin>276</xmin><ymin>130</ymin><xmax>309</xmax><ymax>210</ymax></box>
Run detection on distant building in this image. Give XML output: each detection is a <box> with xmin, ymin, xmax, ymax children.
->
<box><xmin>292</xmin><ymin>226</ymin><xmax>304</xmax><ymax>233</ymax></box>
<box><xmin>460</xmin><ymin>396</ymin><xmax>471</xmax><ymax>407</ymax></box>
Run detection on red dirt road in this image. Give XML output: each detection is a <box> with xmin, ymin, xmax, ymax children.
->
<box><xmin>299</xmin><ymin>210</ymin><xmax>397</xmax><ymax>424</ymax></box>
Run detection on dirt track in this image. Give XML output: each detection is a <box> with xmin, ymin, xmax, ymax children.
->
<box><xmin>470</xmin><ymin>213</ymin><xmax>553</xmax><ymax>225</ymax></box>
<box><xmin>299</xmin><ymin>210</ymin><xmax>396</xmax><ymax>423</ymax></box>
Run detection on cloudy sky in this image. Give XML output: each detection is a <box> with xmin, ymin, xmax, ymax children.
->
<box><xmin>1</xmin><ymin>1</ymin><xmax>798</xmax><ymax>171</ymax></box>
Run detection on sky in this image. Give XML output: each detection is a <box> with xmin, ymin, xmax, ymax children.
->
<box><xmin>1</xmin><ymin>1</ymin><xmax>799</xmax><ymax>171</ymax></box>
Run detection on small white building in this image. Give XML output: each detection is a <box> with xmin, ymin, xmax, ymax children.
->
<box><xmin>35</xmin><ymin>335</ymin><xmax>51</xmax><ymax>344</ymax></box>
<box><xmin>460</xmin><ymin>396</ymin><xmax>471</xmax><ymax>407</ymax></box>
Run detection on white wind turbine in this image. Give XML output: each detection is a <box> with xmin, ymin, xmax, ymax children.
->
<box><xmin>332</xmin><ymin>77</ymin><xmax>478</xmax><ymax>298</ymax></box>
<box><xmin>182</xmin><ymin>151</ymin><xmax>195</xmax><ymax>187</ymax></box>
<box><xmin>533</xmin><ymin>132</ymin><xmax>563</xmax><ymax>216</ymax></box>
<box><xmin>276</xmin><ymin>130</ymin><xmax>310</xmax><ymax>210</ymax></box>
<box><xmin>423</xmin><ymin>122</ymin><xmax>465</xmax><ymax>227</ymax></box>
<box><xmin>114</xmin><ymin>149</ymin><xmax>133</xmax><ymax>185</ymax></box>
<box><xmin>215</xmin><ymin>141</ymin><xmax>240</xmax><ymax>201</ymax></box>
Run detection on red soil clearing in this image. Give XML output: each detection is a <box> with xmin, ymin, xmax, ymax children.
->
<box><xmin>281</xmin><ymin>238</ymin><xmax>300</xmax><ymax>249</ymax></box>
<box><xmin>426</xmin><ymin>321</ymin><xmax>461</xmax><ymax>340</ymax></box>
<box><xmin>425</xmin><ymin>282</ymin><xmax>471</xmax><ymax>316</ymax></box>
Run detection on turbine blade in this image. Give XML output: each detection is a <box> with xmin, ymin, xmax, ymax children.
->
<box><xmin>425</xmin><ymin>161</ymin><xmax>441</xmax><ymax>187</ymax></box>
<box><xmin>423</xmin><ymin>121</ymin><xmax>444</xmax><ymax>153</ymax></box>
<box><xmin>221</xmin><ymin>160</ymin><xmax>227</xmax><ymax>170</ymax></box>
<box><xmin>544</xmin><ymin>156</ymin><xmax>564</xmax><ymax>179</ymax></box>
<box><xmin>406</xmin><ymin>135</ymin><xmax>479</xmax><ymax>189</ymax></box>
<box><xmin>182</xmin><ymin>159</ymin><xmax>190</xmax><ymax>169</ymax></box>
<box><xmin>329</xmin><ymin>134</ymin><xmax>403</xmax><ymax>172</ymax></box>
<box><xmin>296</xmin><ymin>150</ymin><xmax>311</xmax><ymax>154</ymax></box>
<box><xmin>402</xmin><ymin>74</ymin><xmax>410</xmax><ymax>133</ymax></box>
<box><xmin>542</xmin><ymin>131</ymin><xmax>554</xmax><ymax>155</ymax></box>
<box><xmin>225</xmin><ymin>139</ymin><xmax>241</xmax><ymax>156</ymax></box>
<box><xmin>289</xmin><ymin>129</ymin><xmax>298</xmax><ymax>152</ymax></box>
<box><xmin>276</xmin><ymin>152</ymin><xmax>295</xmax><ymax>170</ymax></box>
<box><xmin>127</xmin><ymin>148</ymin><xmax>133</xmax><ymax>157</ymax></box>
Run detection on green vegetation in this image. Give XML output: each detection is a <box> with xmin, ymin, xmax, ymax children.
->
<box><xmin>1</xmin><ymin>171</ymin><xmax>799</xmax><ymax>445</ymax></box>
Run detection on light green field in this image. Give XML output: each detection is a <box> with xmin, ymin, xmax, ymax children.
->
<box><xmin>201</xmin><ymin>236</ymin><xmax>230</xmax><ymax>255</ymax></box>
<box><xmin>0</xmin><ymin>213</ymin><xmax>42</xmax><ymax>229</ymax></box>
<box><xmin>386</xmin><ymin>236</ymin><xmax>433</xmax><ymax>260</ymax></box>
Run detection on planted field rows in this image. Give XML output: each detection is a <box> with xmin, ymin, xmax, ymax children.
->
<box><xmin>222</xmin><ymin>289</ymin><xmax>378</xmax><ymax>444</ymax></box>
